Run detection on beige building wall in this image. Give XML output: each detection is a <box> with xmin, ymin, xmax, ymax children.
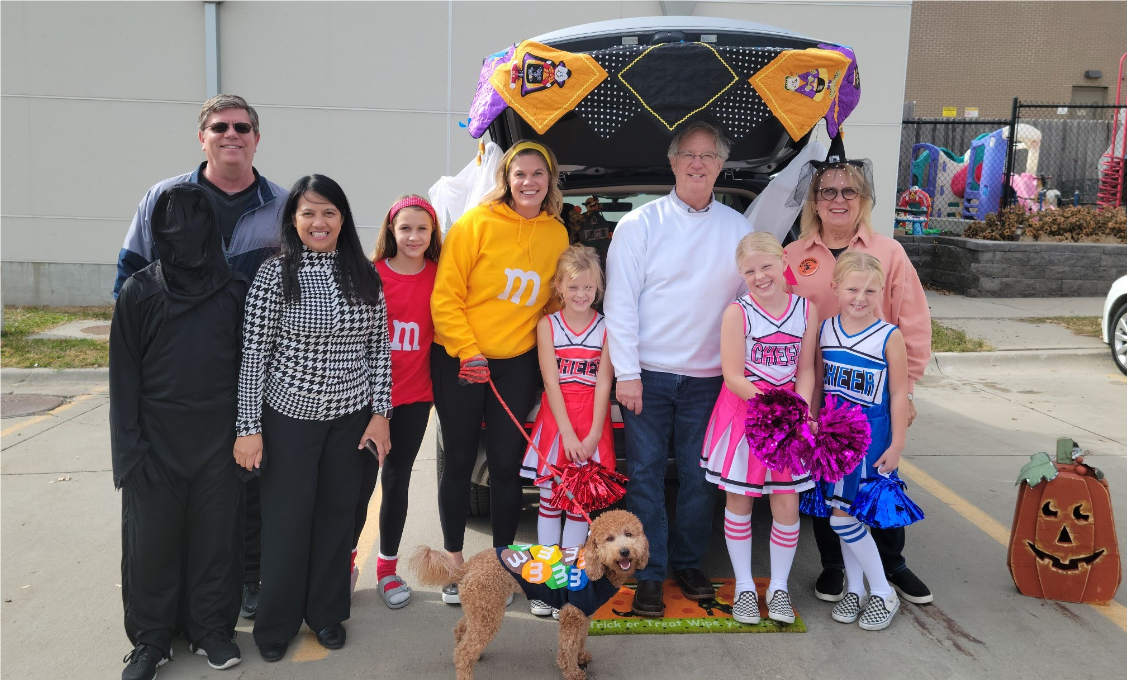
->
<box><xmin>905</xmin><ymin>1</ymin><xmax>1127</xmax><ymax>118</ymax></box>
<box><xmin>1</xmin><ymin>0</ymin><xmax>911</xmax><ymax>306</ymax></box>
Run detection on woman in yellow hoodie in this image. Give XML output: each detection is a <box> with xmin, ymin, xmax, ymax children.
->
<box><xmin>430</xmin><ymin>141</ymin><xmax>569</xmax><ymax>604</ymax></box>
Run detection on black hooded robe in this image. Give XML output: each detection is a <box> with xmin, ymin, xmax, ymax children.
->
<box><xmin>110</xmin><ymin>184</ymin><xmax>249</xmax><ymax>653</ymax></box>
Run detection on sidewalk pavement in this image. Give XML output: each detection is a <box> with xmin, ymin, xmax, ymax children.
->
<box><xmin>925</xmin><ymin>292</ymin><xmax>1113</xmax><ymax>376</ymax></box>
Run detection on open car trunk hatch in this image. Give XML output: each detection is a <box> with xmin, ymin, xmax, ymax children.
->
<box><xmin>486</xmin><ymin>17</ymin><xmax>839</xmax><ymax>188</ymax></box>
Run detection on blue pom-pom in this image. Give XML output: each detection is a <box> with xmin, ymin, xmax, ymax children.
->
<box><xmin>800</xmin><ymin>481</ymin><xmax>831</xmax><ymax>517</ymax></box>
<box><xmin>849</xmin><ymin>475</ymin><xmax>925</xmax><ymax>529</ymax></box>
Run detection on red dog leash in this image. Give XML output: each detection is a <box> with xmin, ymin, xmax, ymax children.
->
<box><xmin>486</xmin><ymin>378</ymin><xmax>594</xmax><ymax>525</ymax></box>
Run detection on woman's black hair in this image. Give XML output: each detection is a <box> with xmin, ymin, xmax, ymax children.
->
<box><xmin>278</xmin><ymin>174</ymin><xmax>382</xmax><ymax>306</ymax></box>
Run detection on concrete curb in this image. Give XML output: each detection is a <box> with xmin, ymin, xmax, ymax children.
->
<box><xmin>1</xmin><ymin>368</ymin><xmax>109</xmax><ymax>395</ymax></box>
<box><xmin>926</xmin><ymin>349</ymin><xmax>1114</xmax><ymax>377</ymax></box>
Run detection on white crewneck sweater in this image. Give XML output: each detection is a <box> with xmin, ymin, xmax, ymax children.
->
<box><xmin>605</xmin><ymin>191</ymin><xmax>751</xmax><ymax>380</ymax></box>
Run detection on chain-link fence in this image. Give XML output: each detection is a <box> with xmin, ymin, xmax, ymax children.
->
<box><xmin>898</xmin><ymin>101</ymin><xmax>1127</xmax><ymax>222</ymax></box>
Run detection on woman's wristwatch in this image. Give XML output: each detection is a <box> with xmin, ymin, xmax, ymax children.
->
<box><xmin>375</xmin><ymin>408</ymin><xmax>393</xmax><ymax>420</ymax></box>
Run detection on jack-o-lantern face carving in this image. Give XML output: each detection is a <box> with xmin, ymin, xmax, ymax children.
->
<box><xmin>1008</xmin><ymin>464</ymin><xmax>1121</xmax><ymax>605</ymax></box>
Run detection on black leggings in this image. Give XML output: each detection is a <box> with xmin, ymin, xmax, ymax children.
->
<box><xmin>353</xmin><ymin>401</ymin><xmax>432</xmax><ymax>557</ymax></box>
<box><xmin>432</xmin><ymin>344</ymin><xmax>539</xmax><ymax>552</ymax></box>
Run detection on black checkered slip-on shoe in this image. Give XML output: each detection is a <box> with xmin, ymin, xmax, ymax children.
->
<box><xmin>766</xmin><ymin>589</ymin><xmax>795</xmax><ymax>624</ymax></box>
<box><xmin>530</xmin><ymin>599</ymin><xmax>553</xmax><ymax>616</ymax></box>
<box><xmin>831</xmin><ymin>592</ymin><xmax>864</xmax><ymax>624</ymax></box>
<box><xmin>731</xmin><ymin>590</ymin><xmax>760</xmax><ymax>625</ymax></box>
<box><xmin>858</xmin><ymin>592</ymin><xmax>900</xmax><ymax>631</ymax></box>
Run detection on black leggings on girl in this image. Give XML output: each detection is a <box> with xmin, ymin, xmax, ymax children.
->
<box><xmin>431</xmin><ymin>344</ymin><xmax>539</xmax><ymax>552</ymax></box>
<box><xmin>353</xmin><ymin>401</ymin><xmax>433</xmax><ymax>556</ymax></box>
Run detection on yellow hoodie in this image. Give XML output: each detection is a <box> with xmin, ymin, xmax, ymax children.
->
<box><xmin>432</xmin><ymin>202</ymin><xmax>568</xmax><ymax>361</ymax></box>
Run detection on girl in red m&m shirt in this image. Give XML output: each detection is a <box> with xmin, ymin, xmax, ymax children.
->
<box><xmin>354</xmin><ymin>195</ymin><xmax>441</xmax><ymax>609</ymax></box>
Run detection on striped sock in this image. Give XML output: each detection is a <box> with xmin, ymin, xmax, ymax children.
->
<box><xmin>562</xmin><ymin>512</ymin><xmax>589</xmax><ymax>548</ymax></box>
<box><xmin>537</xmin><ymin>489</ymin><xmax>563</xmax><ymax>546</ymax></box>
<box><xmin>724</xmin><ymin>509</ymin><xmax>754</xmax><ymax>595</ymax></box>
<box><xmin>767</xmin><ymin>520</ymin><xmax>800</xmax><ymax>595</ymax></box>
<box><xmin>830</xmin><ymin>515</ymin><xmax>892</xmax><ymax>598</ymax></box>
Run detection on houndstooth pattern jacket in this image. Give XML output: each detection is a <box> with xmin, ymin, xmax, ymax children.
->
<box><xmin>236</xmin><ymin>248</ymin><xmax>392</xmax><ymax>436</ymax></box>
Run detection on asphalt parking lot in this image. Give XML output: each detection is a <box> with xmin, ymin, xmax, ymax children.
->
<box><xmin>2</xmin><ymin>361</ymin><xmax>1125</xmax><ymax>679</ymax></box>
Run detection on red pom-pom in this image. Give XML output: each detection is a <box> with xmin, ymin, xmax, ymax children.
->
<box><xmin>539</xmin><ymin>463</ymin><xmax>629</xmax><ymax>515</ymax></box>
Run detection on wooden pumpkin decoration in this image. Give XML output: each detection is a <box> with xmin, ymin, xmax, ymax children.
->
<box><xmin>1007</xmin><ymin>438</ymin><xmax>1120</xmax><ymax>605</ymax></box>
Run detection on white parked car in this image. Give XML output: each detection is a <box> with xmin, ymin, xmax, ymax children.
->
<box><xmin>1102</xmin><ymin>275</ymin><xmax>1127</xmax><ymax>376</ymax></box>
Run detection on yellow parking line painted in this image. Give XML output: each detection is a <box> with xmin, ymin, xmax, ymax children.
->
<box><xmin>899</xmin><ymin>459</ymin><xmax>1127</xmax><ymax>635</ymax></box>
<box><xmin>293</xmin><ymin>484</ymin><xmax>382</xmax><ymax>663</ymax></box>
<box><xmin>1109</xmin><ymin>373</ymin><xmax>1127</xmax><ymax>384</ymax></box>
<box><xmin>0</xmin><ymin>387</ymin><xmax>107</xmax><ymax>438</ymax></box>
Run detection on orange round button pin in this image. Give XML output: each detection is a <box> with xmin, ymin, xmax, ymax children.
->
<box><xmin>798</xmin><ymin>258</ymin><xmax>819</xmax><ymax>276</ymax></box>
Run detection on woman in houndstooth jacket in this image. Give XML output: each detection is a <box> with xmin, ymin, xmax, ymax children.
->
<box><xmin>233</xmin><ymin>174</ymin><xmax>392</xmax><ymax>662</ymax></box>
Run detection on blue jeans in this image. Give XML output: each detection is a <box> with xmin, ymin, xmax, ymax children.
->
<box><xmin>623</xmin><ymin>370</ymin><xmax>723</xmax><ymax>582</ymax></box>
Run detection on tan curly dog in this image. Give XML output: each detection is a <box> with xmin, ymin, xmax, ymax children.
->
<box><xmin>411</xmin><ymin>509</ymin><xmax>649</xmax><ymax>680</ymax></box>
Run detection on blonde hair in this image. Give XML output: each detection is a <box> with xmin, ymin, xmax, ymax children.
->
<box><xmin>370</xmin><ymin>194</ymin><xmax>442</xmax><ymax>263</ymax></box>
<box><xmin>798</xmin><ymin>164</ymin><xmax>875</xmax><ymax>240</ymax></box>
<box><xmin>832</xmin><ymin>251</ymin><xmax>885</xmax><ymax>289</ymax></box>
<box><xmin>479</xmin><ymin>140</ymin><xmax>564</xmax><ymax>218</ymax></box>
<box><xmin>735</xmin><ymin>231</ymin><xmax>784</xmax><ymax>265</ymax></box>
<box><xmin>553</xmin><ymin>245</ymin><xmax>604</xmax><ymax>303</ymax></box>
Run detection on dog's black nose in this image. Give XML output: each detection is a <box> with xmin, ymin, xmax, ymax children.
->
<box><xmin>619</xmin><ymin>548</ymin><xmax>631</xmax><ymax>558</ymax></box>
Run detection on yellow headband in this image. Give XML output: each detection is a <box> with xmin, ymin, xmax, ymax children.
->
<box><xmin>506</xmin><ymin>141</ymin><xmax>555</xmax><ymax>176</ymax></box>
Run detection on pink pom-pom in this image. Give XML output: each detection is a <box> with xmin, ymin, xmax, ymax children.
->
<box><xmin>809</xmin><ymin>395</ymin><xmax>871</xmax><ymax>483</ymax></box>
<box><xmin>744</xmin><ymin>388</ymin><xmax>813</xmax><ymax>473</ymax></box>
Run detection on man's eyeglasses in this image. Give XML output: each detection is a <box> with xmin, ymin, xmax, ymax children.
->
<box><xmin>204</xmin><ymin>122</ymin><xmax>254</xmax><ymax>135</ymax></box>
<box><xmin>816</xmin><ymin>187</ymin><xmax>860</xmax><ymax>201</ymax></box>
<box><xmin>676</xmin><ymin>151</ymin><xmax>721</xmax><ymax>164</ymax></box>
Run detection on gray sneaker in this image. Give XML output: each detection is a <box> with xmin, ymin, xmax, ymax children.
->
<box><xmin>766</xmin><ymin>589</ymin><xmax>795</xmax><ymax>624</ymax></box>
<box><xmin>731</xmin><ymin>590</ymin><xmax>760</xmax><ymax>625</ymax></box>
<box><xmin>858</xmin><ymin>592</ymin><xmax>900</xmax><ymax>631</ymax></box>
<box><xmin>831</xmin><ymin>592</ymin><xmax>864</xmax><ymax>624</ymax></box>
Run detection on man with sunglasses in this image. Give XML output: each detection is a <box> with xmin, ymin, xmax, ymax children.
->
<box><xmin>112</xmin><ymin>94</ymin><xmax>285</xmax><ymax>643</ymax></box>
<box><xmin>113</xmin><ymin>94</ymin><xmax>285</xmax><ymax>298</ymax></box>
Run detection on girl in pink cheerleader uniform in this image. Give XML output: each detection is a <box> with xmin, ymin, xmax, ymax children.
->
<box><xmin>700</xmin><ymin>232</ymin><xmax>820</xmax><ymax>626</ymax></box>
<box><xmin>519</xmin><ymin>245</ymin><xmax>615</xmax><ymax>617</ymax></box>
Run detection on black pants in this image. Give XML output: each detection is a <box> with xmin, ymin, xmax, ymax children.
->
<box><xmin>243</xmin><ymin>476</ymin><xmax>261</xmax><ymax>583</ymax></box>
<box><xmin>121</xmin><ymin>450</ymin><xmax>242</xmax><ymax>654</ymax></box>
<box><xmin>432</xmin><ymin>344</ymin><xmax>538</xmax><ymax>552</ymax></box>
<box><xmin>254</xmin><ymin>404</ymin><xmax>367</xmax><ymax>646</ymax></box>
<box><xmin>353</xmin><ymin>401</ymin><xmax>433</xmax><ymax>556</ymax></box>
<box><xmin>812</xmin><ymin>517</ymin><xmax>908</xmax><ymax>575</ymax></box>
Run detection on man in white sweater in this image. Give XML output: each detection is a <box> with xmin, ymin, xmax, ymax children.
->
<box><xmin>605</xmin><ymin>121</ymin><xmax>751</xmax><ymax>616</ymax></box>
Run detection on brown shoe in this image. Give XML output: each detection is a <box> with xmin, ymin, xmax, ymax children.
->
<box><xmin>672</xmin><ymin>568</ymin><xmax>715</xmax><ymax>601</ymax></box>
<box><xmin>631</xmin><ymin>579</ymin><xmax>665</xmax><ymax>617</ymax></box>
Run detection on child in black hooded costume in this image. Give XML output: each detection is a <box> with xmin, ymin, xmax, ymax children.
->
<box><xmin>111</xmin><ymin>184</ymin><xmax>249</xmax><ymax>678</ymax></box>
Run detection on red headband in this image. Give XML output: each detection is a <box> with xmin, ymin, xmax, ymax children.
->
<box><xmin>387</xmin><ymin>196</ymin><xmax>437</xmax><ymax>227</ymax></box>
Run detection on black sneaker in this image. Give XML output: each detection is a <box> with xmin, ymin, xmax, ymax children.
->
<box><xmin>888</xmin><ymin>568</ymin><xmax>933</xmax><ymax>604</ymax></box>
<box><xmin>122</xmin><ymin>644</ymin><xmax>170</xmax><ymax>680</ymax></box>
<box><xmin>814</xmin><ymin>567</ymin><xmax>845</xmax><ymax>602</ymax></box>
<box><xmin>240</xmin><ymin>582</ymin><xmax>260</xmax><ymax>619</ymax></box>
<box><xmin>189</xmin><ymin>630</ymin><xmax>241</xmax><ymax>670</ymax></box>
<box><xmin>441</xmin><ymin>583</ymin><xmax>460</xmax><ymax>605</ymax></box>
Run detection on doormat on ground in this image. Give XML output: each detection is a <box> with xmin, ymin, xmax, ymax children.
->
<box><xmin>587</xmin><ymin>577</ymin><xmax>806</xmax><ymax>635</ymax></box>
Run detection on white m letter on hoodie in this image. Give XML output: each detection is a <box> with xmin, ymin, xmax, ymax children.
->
<box><xmin>497</xmin><ymin>268</ymin><xmax>541</xmax><ymax>306</ymax></box>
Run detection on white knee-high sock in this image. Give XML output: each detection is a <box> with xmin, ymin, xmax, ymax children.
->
<box><xmin>537</xmin><ymin>489</ymin><xmax>562</xmax><ymax>546</ymax></box>
<box><xmin>840</xmin><ymin>538</ymin><xmax>866</xmax><ymax>596</ymax></box>
<box><xmin>830</xmin><ymin>515</ymin><xmax>892</xmax><ymax>598</ymax></box>
<box><xmin>724</xmin><ymin>509</ymin><xmax>754</xmax><ymax>595</ymax></box>
<box><xmin>767</xmin><ymin>520</ymin><xmax>800</xmax><ymax>595</ymax></box>
<box><xmin>562</xmin><ymin>512</ymin><xmax>589</xmax><ymax>548</ymax></box>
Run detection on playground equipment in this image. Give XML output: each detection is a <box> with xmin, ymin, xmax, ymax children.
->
<box><xmin>962</xmin><ymin>129</ymin><xmax>1007</xmax><ymax>219</ymax></box>
<box><xmin>895</xmin><ymin>186</ymin><xmax>932</xmax><ymax>234</ymax></box>
<box><xmin>1097</xmin><ymin>52</ymin><xmax>1127</xmax><ymax>208</ymax></box>
<box><xmin>910</xmin><ymin>144</ymin><xmax>966</xmax><ymax>218</ymax></box>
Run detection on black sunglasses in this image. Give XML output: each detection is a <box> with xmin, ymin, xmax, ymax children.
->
<box><xmin>204</xmin><ymin>121</ymin><xmax>254</xmax><ymax>135</ymax></box>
